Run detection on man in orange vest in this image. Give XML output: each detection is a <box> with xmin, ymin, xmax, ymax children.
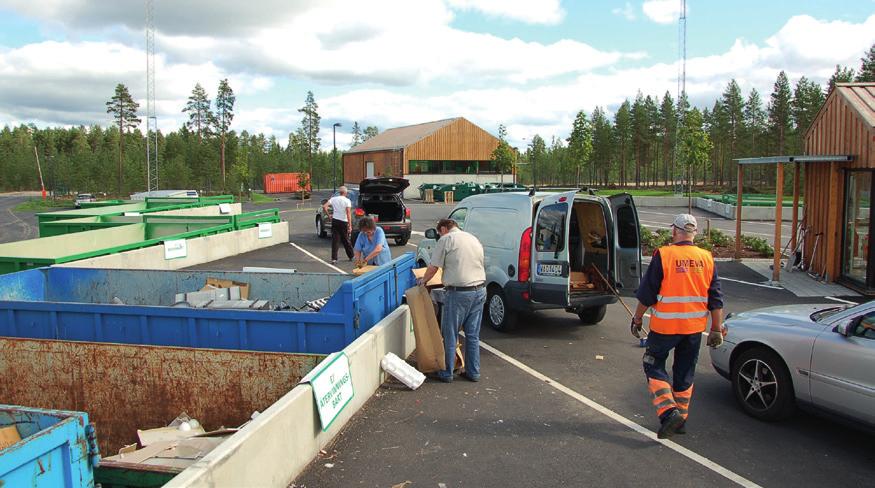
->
<box><xmin>631</xmin><ymin>214</ymin><xmax>725</xmax><ymax>439</ymax></box>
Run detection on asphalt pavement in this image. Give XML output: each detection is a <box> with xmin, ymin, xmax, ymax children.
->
<box><xmin>0</xmin><ymin>192</ymin><xmax>42</xmax><ymax>243</ymax></box>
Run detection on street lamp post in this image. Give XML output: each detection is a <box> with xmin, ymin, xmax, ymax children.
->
<box><xmin>333</xmin><ymin>122</ymin><xmax>341</xmax><ymax>192</ymax></box>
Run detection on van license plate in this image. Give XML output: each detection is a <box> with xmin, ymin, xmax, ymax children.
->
<box><xmin>538</xmin><ymin>264</ymin><xmax>563</xmax><ymax>277</ymax></box>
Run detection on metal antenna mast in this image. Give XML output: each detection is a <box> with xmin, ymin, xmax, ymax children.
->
<box><xmin>676</xmin><ymin>0</ymin><xmax>688</xmax><ymax>211</ymax></box>
<box><xmin>145</xmin><ymin>0</ymin><xmax>159</xmax><ymax>192</ymax></box>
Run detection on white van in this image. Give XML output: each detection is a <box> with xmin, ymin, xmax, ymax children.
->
<box><xmin>417</xmin><ymin>190</ymin><xmax>641</xmax><ymax>331</ymax></box>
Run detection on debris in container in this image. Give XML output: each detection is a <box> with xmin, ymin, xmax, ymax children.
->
<box><xmin>381</xmin><ymin>352</ymin><xmax>426</xmax><ymax>390</ymax></box>
<box><xmin>111</xmin><ymin>296</ymin><xmax>125</xmax><ymax>305</ymax></box>
<box><xmin>304</xmin><ymin>296</ymin><xmax>330</xmax><ymax>311</ymax></box>
<box><xmin>0</xmin><ymin>425</ymin><xmax>22</xmax><ymax>449</ymax></box>
<box><xmin>118</xmin><ymin>443</ymin><xmax>137</xmax><ymax>455</ymax></box>
<box><xmin>138</xmin><ymin>421</ymin><xmax>205</xmax><ymax>446</ymax></box>
<box><xmin>203</xmin><ymin>277</ymin><xmax>250</xmax><ymax>299</ymax></box>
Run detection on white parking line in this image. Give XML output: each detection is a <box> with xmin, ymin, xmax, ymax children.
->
<box><xmin>406</xmin><ymin>243</ymin><xmax>418</xmax><ymax>248</ymax></box>
<box><xmin>289</xmin><ymin>242</ymin><xmax>348</xmax><ymax>274</ymax></box>
<box><xmin>478</xmin><ymin>339</ymin><xmax>762</xmax><ymax>488</ymax></box>
<box><xmin>720</xmin><ymin>277</ymin><xmax>783</xmax><ymax>289</ymax></box>
<box><xmin>825</xmin><ymin>296</ymin><xmax>858</xmax><ymax>305</ymax></box>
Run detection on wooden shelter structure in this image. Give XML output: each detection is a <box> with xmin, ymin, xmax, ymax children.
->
<box><xmin>733</xmin><ymin>83</ymin><xmax>875</xmax><ymax>291</ymax></box>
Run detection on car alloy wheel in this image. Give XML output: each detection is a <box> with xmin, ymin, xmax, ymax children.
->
<box><xmin>489</xmin><ymin>294</ymin><xmax>505</xmax><ymax>326</ymax></box>
<box><xmin>737</xmin><ymin>358</ymin><xmax>779</xmax><ymax>413</ymax></box>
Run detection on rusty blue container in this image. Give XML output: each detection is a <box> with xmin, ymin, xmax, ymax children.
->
<box><xmin>0</xmin><ymin>405</ymin><xmax>99</xmax><ymax>487</ymax></box>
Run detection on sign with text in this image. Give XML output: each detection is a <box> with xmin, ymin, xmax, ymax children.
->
<box><xmin>218</xmin><ymin>203</ymin><xmax>231</xmax><ymax>214</ymax></box>
<box><xmin>306</xmin><ymin>352</ymin><xmax>354</xmax><ymax>431</ymax></box>
<box><xmin>163</xmin><ymin>239</ymin><xmax>187</xmax><ymax>260</ymax></box>
<box><xmin>258</xmin><ymin>222</ymin><xmax>273</xmax><ymax>239</ymax></box>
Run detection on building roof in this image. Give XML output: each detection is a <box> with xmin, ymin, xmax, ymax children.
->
<box><xmin>345</xmin><ymin>118</ymin><xmax>459</xmax><ymax>154</ymax></box>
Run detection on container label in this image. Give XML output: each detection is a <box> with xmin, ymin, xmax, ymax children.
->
<box><xmin>124</xmin><ymin>212</ymin><xmax>141</xmax><ymax>216</ymax></box>
<box><xmin>258</xmin><ymin>222</ymin><xmax>272</xmax><ymax>239</ymax></box>
<box><xmin>164</xmin><ymin>239</ymin><xmax>187</xmax><ymax>260</ymax></box>
<box><xmin>305</xmin><ymin>352</ymin><xmax>354</xmax><ymax>431</ymax></box>
<box><xmin>219</xmin><ymin>203</ymin><xmax>231</xmax><ymax>214</ymax></box>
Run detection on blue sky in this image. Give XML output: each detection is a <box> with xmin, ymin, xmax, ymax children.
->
<box><xmin>0</xmin><ymin>0</ymin><xmax>872</xmax><ymax>149</ymax></box>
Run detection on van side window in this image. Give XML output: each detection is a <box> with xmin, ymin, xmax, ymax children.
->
<box><xmin>616</xmin><ymin>206</ymin><xmax>638</xmax><ymax>248</ymax></box>
<box><xmin>448</xmin><ymin>208</ymin><xmax>468</xmax><ymax>229</ymax></box>
<box><xmin>536</xmin><ymin>203</ymin><xmax>567</xmax><ymax>253</ymax></box>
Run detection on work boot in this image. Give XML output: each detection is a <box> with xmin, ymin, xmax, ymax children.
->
<box><xmin>676</xmin><ymin>421</ymin><xmax>686</xmax><ymax>435</ymax></box>
<box><xmin>657</xmin><ymin>410</ymin><xmax>684</xmax><ymax>439</ymax></box>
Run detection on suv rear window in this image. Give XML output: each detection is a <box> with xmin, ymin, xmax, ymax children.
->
<box><xmin>535</xmin><ymin>203</ymin><xmax>567</xmax><ymax>253</ymax></box>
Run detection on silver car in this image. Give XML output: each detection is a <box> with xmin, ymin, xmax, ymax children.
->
<box><xmin>710</xmin><ymin>300</ymin><xmax>875</xmax><ymax>427</ymax></box>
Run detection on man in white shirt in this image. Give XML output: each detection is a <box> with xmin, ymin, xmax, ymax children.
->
<box><xmin>324</xmin><ymin>186</ymin><xmax>354</xmax><ymax>264</ymax></box>
<box><xmin>420</xmin><ymin>218</ymin><xmax>486</xmax><ymax>383</ymax></box>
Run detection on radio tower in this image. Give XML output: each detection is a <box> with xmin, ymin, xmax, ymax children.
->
<box><xmin>145</xmin><ymin>0</ymin><xmax>159</xmax><ymax>192</ymax></box>
<box><xmin>677</xmin><ymin>0</ymin><xmax>689</xmax><ymax>211</ymax></box>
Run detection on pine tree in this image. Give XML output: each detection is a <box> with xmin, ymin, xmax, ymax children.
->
<box><xmin>743</xmin><ymin>88</ymin><xmax>767</xmax><ymax>157</ymax></box>
<box><xmin>721</xmin><ymin>80</ymin><xmax>745</xmax><ymax>184</ymax></box>
<box><xmin>363</xmin><ymin>126</ymin><xmax>379</xmax><ymax>141</ymax></box>
<box><xmin>591</xmin><ymin>107</ymin><xmax>613</xmax><ymax>186</ymax></box>
<box><xmin>658</xmin><ymin>92</ymin><xmax>677</xmax><ymax>187</ymax></box>
<box><xmin>529</xmin><ymin>135</ymin><xmax>546</xmax><ymax>188</ymax></box>
<box><xmin>566</xmin><ymin>111</ymin><xmax>592</xmax><ymax>188</ymax></box>
<box><xmin>614</xmin><ymin>100</ymin><xmax>632</xmax><ymax>187</ymax></box>
<box><xmin>828</xmin><ymin>65</ymin><xmax>855</xmax><ymax>92</ymax></box>
<box><xmin>855</xmin><ymin>43</ymin><xmax>875</xmax><ymax>82</ymax></box>
<box><xmin>215</xmin><ymin>79</ymin><xmax>235</xmax><ymax>191</ymax></box>
<box><xmin>630</xmin><ymin>92</ymin><xmax>648</xmax><ymax>188</ymax></box>
<box><xmin>791</xmin><ymin>77</ymin><xmax>825</xmax><ymax>148</ymax></box>
<box><xmin>490</xmin><ymin>124</ymin><xmax>515</xmax><ymax>184</ymax></box>
<box><xmin>297</xmin><ymin>91</ymin><xmax>321</xmax><ymax>185</ymax></box>
<box><xmin>679</xmin><ymin>108</ymin><xmax>712</xmax><ymax>189</ymax></box>
<box><xmin>105</xmin><ymin>83</ymin><xmax>141</xmax><ymax>196</ymax></box>
<box><xmin>183</xmin><ymin>83</ymin><xmax>213</xmax><ymax>144</ymax></box>
<box><xmin>350</xmin><ymin>122</ymin><xmax>362</xmax><ymax>147</ymax></box>
<box><xmin>767</xmin><ymin>71</ymin><xmax>793</xmax><ymax>155</ymax></box>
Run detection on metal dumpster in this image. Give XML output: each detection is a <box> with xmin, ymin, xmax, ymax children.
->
<box><xmin>0</xmin><ymin>221</ymin><xmax>234</xmax><ymax>274</ymax></box>
<box><xmin>0</xmin><ymin>405</ymin><xmax>99</xmax><ymax>488</ymax></box>
<box><xmin>0</xmin><ymin>253</ymin><xmax>416</xmax><ymax>456</ymax></box>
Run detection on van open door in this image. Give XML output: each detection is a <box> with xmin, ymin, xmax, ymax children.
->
<box><xmin>530</xmin><ymin>191</ymin><xmax>576</xmax><ymax>306</ymax></box>
<box><xmin>608</xmin><ymin>193</ymin><xmax>642</xmax><ymax>291</ymax></box>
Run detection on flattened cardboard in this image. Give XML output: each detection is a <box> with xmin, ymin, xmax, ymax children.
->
<box><xmin>204</xmin><ymin>278</ymin><xmax>250</xmax><ymax>300</ymax></box>
<box><xmin>0</xmin><ymin>425</ymin><xmax>21</xmax><ymax>449</ymax></box>
<box><xmin>405</xmin><ymin>285</ymin><xmax>446</xmax><ymax>373</ymax></box>
<box><xmin>351</xmin><ymin>265</ymin><xmax>379</xmax><ymax>276</ymax></box>
<box><xmin>412</xmin><ymin>267</ymin><xmax>443</xmax><ymax>287</ymax></box>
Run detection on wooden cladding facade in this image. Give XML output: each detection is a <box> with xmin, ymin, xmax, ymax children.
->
<box><xmin>343</xmin><ymin>149</ymin><xmax>403</xmax><ymax>184</ymax></box>
<box><xmin>403</xmin><ymin>118</ymin><xmax>499</xmax><ymax>173</ymax></box>
<box><xmin>803</xmin><ymin>84</ymin><xmax>875</xmax><ymax>283</ymax></box>
<box><xmin>342</xmin><ymin>117</ymin><xmax>499</xmax><ymax>184</ymax></box>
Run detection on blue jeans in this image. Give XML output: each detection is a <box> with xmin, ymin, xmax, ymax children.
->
<box><xmin>439</xmin><ymin>287</ymin><xmax>487</xmax><ymax>380</ymax></box>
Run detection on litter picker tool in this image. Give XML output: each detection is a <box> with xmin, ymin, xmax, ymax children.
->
<box><xmin>590</xmin><ymin>266</ymin><xmax>647</xmax><ymax>346</ymax></box>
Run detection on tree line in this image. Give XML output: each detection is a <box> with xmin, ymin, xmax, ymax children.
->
<box><xmin>502</xmin><ymin>43</ymin><xmax>875</xmax><ymax>191</ymax></box>
<box><xmin>0</xmin><ymin>44</ymin><xmax>872</xmax><ymax>196</ymax></box>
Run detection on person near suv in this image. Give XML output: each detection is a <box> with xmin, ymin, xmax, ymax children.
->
<box><xmin>419</xmin><ymin>218</ymin><xmax>486</xmax><ymax>383</ymax></box>
<box><xmin>324</xmin><ymin>186</ymin><xmax>355</xmax><ymax>264</ymax></box>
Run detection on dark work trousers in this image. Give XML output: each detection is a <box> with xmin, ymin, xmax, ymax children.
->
<box><xmin>643</xmin><ymin>331</ymin><xmax>702</xmax><ymax>420</ymax></box>
<box><xmin>331</xmin><ymin>219</ymin><xmax>354</xmax><ymax>261</ymax></box>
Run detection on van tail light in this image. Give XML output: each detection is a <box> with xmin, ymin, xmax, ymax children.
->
<box><xmin>355</xmin><ymin>208</ymin><xmax>365</xmax><ymax>217</ymax></box>
<box><xmin>405</xmin><ymin>208</ymin><xmax>411</xmax><ymax>218</ymax></box>
<box><xmin>518</xmin><ymin>227</ymin><xmax>532</xmax><ymax>283</ymax></box>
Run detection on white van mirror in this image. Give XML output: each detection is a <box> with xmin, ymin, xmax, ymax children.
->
<box><xmin>425</xmin><ymin>228</ymin><xmax>439</xmax><ymax>240</ymax></box>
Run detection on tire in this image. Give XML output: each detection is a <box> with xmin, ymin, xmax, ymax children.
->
<box><xmin>484</xmin><ymin>286</ymin><xmax>518</xmax><ymax>332</ymax></box>
<box><xmin>731</xmin><ymin>347</ymin><xmax>796</xmax><ymax>421</ymax></box>
<box><xmin>577</xmin><ymin>305</ymin><xmax>607</xmax><ymax>325</ymax></box>
<box><xmin>316</xmin><ymin>217</ymin><xmax>327</xmax><ymax>238</ymax></box>
<box><xmin>395</xmin><ymin>235</ymin><xmax>410</xmax><ymax>246</ymax></box>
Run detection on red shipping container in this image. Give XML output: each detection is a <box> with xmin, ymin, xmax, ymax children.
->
<box><xmin>263</xmin><ymin>173</ymin><xmax>311</xmax><ymax>194</ymax></box>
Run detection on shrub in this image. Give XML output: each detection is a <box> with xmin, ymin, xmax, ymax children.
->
<box><xmin>742</xmin><ymin>235</ymin><xmax>774</xmax><ymax>257</ymax></box>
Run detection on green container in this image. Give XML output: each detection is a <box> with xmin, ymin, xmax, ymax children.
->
<box><xmin>0</xmin><ymin>221</ymin><xmax>234</xmax><ymax>275</ymax></box>
<box><xmin>78</xmin><ymin>199</ymin><xmax>128</xmax><ymax>209</ymax></box>
<box><xmin>417</xmin><ymin>183</ymin><xmax>443</xmax><ymax>200</ymax></box>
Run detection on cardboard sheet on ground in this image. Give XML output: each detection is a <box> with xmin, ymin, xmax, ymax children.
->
<box><xmin>412</xmin><ymin>267</ymin><xmax>443</xmax><ymax>287</ymax></box>
<box><xmin>405</xmin><ymin>285</ymin><xmax>445</xmax><ymax>373</ymax></box>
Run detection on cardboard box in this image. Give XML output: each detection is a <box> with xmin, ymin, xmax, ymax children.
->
<box><xmin>351</xmin><ymin>265</ymin><xmax>379</xmax><ymax>276</ymax></box>
<box><xmin>0</xmin><ymin>425</ymin><xmax>22</xmax><ymax>449</ymax></box>
<box><xmin>405</xmin><ymin>285</ymin><xmax>446</xmax><ymax>373</ymax></box>
<box><xmin>412</xmin><ymin>267</ymin><xmax>443</xmax><ymax>287</ymax></box>
<box><xmin>571</xmin><ymin>271</ymin><xmax>595</xmax><ymax>290</ymax></box>
<box><xmin>204</xmin><ymin>278</ymin><xmax>250</xmax><ymax>300</ymax></box>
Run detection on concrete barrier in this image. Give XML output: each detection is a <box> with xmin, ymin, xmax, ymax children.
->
<box><xmin>55</xmin><ymin>221</ymin><xmax>289</xmax><ymax>270</ymax></box>
<box><xmin>165</xmin><ymin>304</ymin><xmax>415</xmax><ymax>488</ymax></box>
<box><xmin>632</xmin><ymin>196</ymin><xmax>801</xmax><ymax>222</ymax></box>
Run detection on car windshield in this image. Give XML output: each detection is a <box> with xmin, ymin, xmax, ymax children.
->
<box><xmin>810</xmin><ymin>306</ymin><xmax>847</xmax><ymax>322</ymax></box>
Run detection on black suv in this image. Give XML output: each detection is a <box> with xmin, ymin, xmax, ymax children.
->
<box><xmin>316</xmin><ymin>177</ymin><xmax>412</xmax><ymax>245</ymax></box>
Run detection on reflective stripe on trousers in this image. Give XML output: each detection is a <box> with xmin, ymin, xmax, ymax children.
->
<box><xmin>648</xmin><ymin>378</ymin><xmax>676</xmax><ymax>417</ymax></box>
<box><xmin>673</xmin><ymin>385</ymin><xmax>693</xmax><ymax>420</ymax></box>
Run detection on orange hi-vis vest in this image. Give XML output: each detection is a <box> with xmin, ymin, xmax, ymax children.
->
<box><xmin>649</xmin><ymin>244</ymin><xmax>714</xmax><ymax>335</ymax></box>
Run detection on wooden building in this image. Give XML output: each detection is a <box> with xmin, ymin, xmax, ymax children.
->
<box><xmin>343</xmin><ymin>117</ymin><xmax>500</xmax><ymax>198</ymax></box>
<box><xmin>804</xmin><ymin>83</ymin><xmax>875</xmax><ymax>292</ymax></box>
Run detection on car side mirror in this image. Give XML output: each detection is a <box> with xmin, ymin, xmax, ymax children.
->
<box><xmin>425</xmin><ymin>228</ymin><xmax>439</xmax><ymax>240</ymax></box>
<box><xmin>835</xmin><ymin>319</ymin><xmax>856</xmax><ymax>337</ymax></box>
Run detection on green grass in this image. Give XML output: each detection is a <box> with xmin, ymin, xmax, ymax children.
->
<box><xmin>13</xmin><ymin>198</ymin><xmax>72</xmax><ymax>212</ymax></box>
<box><xmin>241</xmin><ymin>192</ymin><xmax>277</xmax><ymax>205</ymax></box>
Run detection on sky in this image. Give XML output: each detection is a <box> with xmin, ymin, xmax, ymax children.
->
<box><xmin>0</xmin><ymin>0</ymin><xmax>873</xmax><ymax>150</ymax></box>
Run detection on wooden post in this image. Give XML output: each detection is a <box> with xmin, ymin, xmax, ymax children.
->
<box><xmin>790</xmin><ymin>162</ymin><xmax>800</xmax><ymax>253</ymax></box>
<box><xmin>825</xmin><ymin>162</ymin><xmax>841</xmax><ymax>281</ymax></box>
<box><xmin>735</xmin><ymin>164</ymin><xmax>743</xmax><ymax>260</ymax></box>
<box><xmin>772</xmin><ymin>163</ymin><xmax>784</xmax><ymax>283</ymax></box>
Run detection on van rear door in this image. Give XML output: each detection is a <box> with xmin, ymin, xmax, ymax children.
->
<box><xmin>530</xmin><ymin>191</ymin><xmax>576</xmax><ymax>306</ymax></box>
<box><xmin>608</xmin><ymin>193</ymin><xmax>641</xmax><ymax>291</ymax></box>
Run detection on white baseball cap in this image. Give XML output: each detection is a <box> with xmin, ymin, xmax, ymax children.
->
<box><xmin>672</xmin><ymin>214</ymin><xmax>698</xmax><ymax>232</ymax></box>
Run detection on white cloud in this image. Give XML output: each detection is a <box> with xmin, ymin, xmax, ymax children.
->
<box><xmin>642</xmin><ymin>0</ymin><xmax>681</xmax><ymax>25</ymax></box>
<box><xmin>446</xmin><ymin>0</ymin><xmax>564</xmax><ymax>25</ymax></box>
<box><xmin>612</xmin><ymin>2</ymin><xmax>637</xmax><ymax>21</ymax></box>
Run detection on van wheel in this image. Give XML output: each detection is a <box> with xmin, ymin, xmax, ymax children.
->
<box><xmin>485</xmin><ymin>286</ymin><xmax>518</xmax><ymax>332</ymax></box>
<box><xmin>316</xmin><ymin>217</ymin><xmax>327</xmax><ymax>238</ymax></box>
<box><xmin>577</xmin><ymin>305</ymin><xmax>606</xmax><ymax>325</ymax></box>
<box><xmin>395</xmin><ymin>235</ymin><xmax>410</xmax><ymax>246</ymax></box>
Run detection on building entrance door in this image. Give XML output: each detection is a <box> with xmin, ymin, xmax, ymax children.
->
<box><xmin>842</xmin><ymin>170</ymin><xmax>873</xmax><ymax>287</ymax></box>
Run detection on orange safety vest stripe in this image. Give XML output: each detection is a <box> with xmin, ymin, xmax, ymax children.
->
<box><xmin>650</xmin><ymin>244</ymin><xmax>714</xmax><ymax>335</ymax></box>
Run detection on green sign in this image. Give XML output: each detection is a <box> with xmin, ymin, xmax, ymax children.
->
<box><xmin>305</xmin><ymin>352</ymin><xmax>354</xmax><ymax>431</ymax></box>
